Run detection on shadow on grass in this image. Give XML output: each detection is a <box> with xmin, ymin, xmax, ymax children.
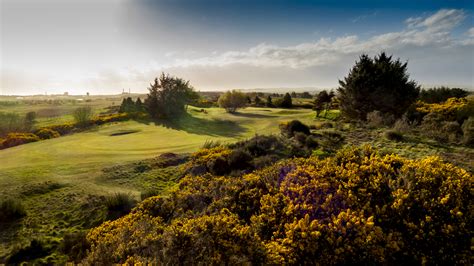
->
<box><xmin>230</xmin><ymin>112</ymin><xmax>274</xmax><ymax>119</ymax></box>
<box><xmin>135</xmin><ymin>112</ymin><xmax>246</xmax><ymax>137</ymax></box>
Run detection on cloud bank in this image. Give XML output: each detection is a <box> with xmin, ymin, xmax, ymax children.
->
<box><xmin>1</xmin><ymin>9</ymin><xmax>473</xmax><ymax>94</ymax></box>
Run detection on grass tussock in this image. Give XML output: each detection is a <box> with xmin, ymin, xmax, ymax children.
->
<box><xmin>0</xmin><ymin>199</ymin><xmax>26</xmax><ymax>223</ymax></box>
<box><xmin>105</xmin><ymin>193</ymin><xmax>136</xmax><ymax>220</ymax></box>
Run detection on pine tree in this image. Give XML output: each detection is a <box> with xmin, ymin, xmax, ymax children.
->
<box><xmin>280</xmin><ymin>93</ymin><xmax>292</xmax><ymax>108</ymax></box>
<box><xmin>338</xmin><ymin>52</ymin><xmax>419</xmax><ymax>120</ymax></box>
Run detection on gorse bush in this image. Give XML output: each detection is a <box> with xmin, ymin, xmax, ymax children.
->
<box><xmin>0</xmin><ymin>132</ymin><xmax>40</xmax><ymax>149</ymax></box>
<box><xmin>35</xmin><ymin>128</ymin><xmax>60</xmax><ymax>140</ymax></box>
<box><xmin>419</xmin><ymin>87</ymin><xmax>468</xmax><ymax>103</ymax></box>
<box><xmin>84</xmin><ymin>146</ymin><xmax>472</xmax><ymax>264</ymax></box>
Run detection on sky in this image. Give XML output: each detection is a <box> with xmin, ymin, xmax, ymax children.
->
<box><xmin>0</xmin><ymin>0</ymin><xmax>473</xmax><ymax>95</ymax></box>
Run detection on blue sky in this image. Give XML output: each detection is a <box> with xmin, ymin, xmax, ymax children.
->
<box><xmin>1</xmin><ymin>0</ymin><xmax>473</xmax><ymax>94</ymax></box>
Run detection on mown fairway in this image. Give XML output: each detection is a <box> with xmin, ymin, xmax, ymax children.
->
<box><xmin>0</xmin><ymin>106</ymin><xmax>317</xmax><ymax>259</ymax></box>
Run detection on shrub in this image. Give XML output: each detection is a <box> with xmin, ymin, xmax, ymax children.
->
<box><xmin>91</xmin><ymin>113</ymin><xmax>129</xmax><ymax>125</ymax></box>
<box><xmin>218</xmin><ymin>90</ymin><xmax>248</xmax><ymax>113</ymax></box>
<box><xmin>207</xmin><ymin>157</ymin><xmax>229</xmax><ymax>176</ymax></box>
<box><xmin>392</xmin><ymin>116</ymin><xmax>412</xmax><ymax>133</ymax></box>
<box><xmin>73</xmin><ymin>106</ymin><xmax>93</xmax><ymax>127</ymax></box>
<box><xmin>85</xmin><ymin>147</ymin><xmax>472</xmax><ymax>265</ymax></box>
<box><xmin>0</xmin><ymin>198</ymin><xmax>26</xmax><ymax>222</ymax></box>
<box><xmin>415</xmin><ymin>97</ymin><xmax>468</xmax><ymax>122</ymax></box>
<box><xmin>1</xmin><ymin>132</ymin><xmax>40</xmax><ymax>149</ymax></box>
<box><xmin>366</xmin><ymin>110</ymin><xmax>395</xmax><ymax>127</ymax></box>
<box><xmin>461</xmin><ymin>117</ymin><xmax>474</xmax><ymax>146</ymax></box>
<box><xmin>278</xmin><ymin>93</ymin><xmax>293</xmax><ymax>108</ymax></box>
<box><xmin>228</xmin><ymin>149</ymin><xmax>253</xmax><ymax>170</ymax></box>
<box><xmin>47</xmin><ymin>123</ymin><xmax>74</xmax><ymax>135</ymax></box>
<box><xmin>421</xmin><ymin>113</ymin><xmax>462</xmax><ymax>143</ymax></box>
<box><xmin>279</xmin><ymin>120</ymin><xmax>310</xmax><ymax>137</ymax></box>
<box><xmin>35</xmin><ymin>128</ymin><xmax>60</xmax><ymax>140</ymax></box>
<box><xmin>338</xmin><ymin>53</ymin><xmax>420</xmax><ymax>120</ymax></box>
<box><xmin>419</xmin><ymin>87</ymin><xmax>468</xmax><ymax>103</ymax></box>
<box><xmin>293</xmin><ymin>132</ymin><xmax>307</xmax><ymax>144</ymax></box>
<box><xmin>384</xmin><ymin>130</ymin><xmax>404</xmax><ymax>142</ymax></box>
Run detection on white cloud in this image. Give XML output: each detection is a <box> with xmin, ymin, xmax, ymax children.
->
<box><xmin>168</xmin><ymin>9</ymin><xmax>471</xmax><ymax>70</ymax></box>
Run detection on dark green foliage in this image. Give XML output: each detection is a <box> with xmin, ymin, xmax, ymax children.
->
<box><xmin>338</xmin><ymin>53</ymin><xmax>420</xmax><ymax>120</ymax></box>
<box><xmin>218</xmin><ymin>90</ymin><xmax>248</xmax><ymax>113</ymax></box>
<box><xmin>254</xmin><ymin>96</ymin><xmax>263</xmax><ymax>106</ymax></box>
<box><xmin>119</xmin><ymin>97</ymin><xmax>144</xmax><ymax>113</ymax></box>
<box><xmin>228</xmin><ymin>149</ymin><xmax>253</xmax><ymax>170</ymax></box>
<box><xmin>384</xmin><ymin>130</ymin><xmax>404</xmax><ymax>142</ymax></box>
<box><xmin>280</xmin><ymin>120</ymin><xmax>311</xmax><ymax>137</ymax></box>
<box><xmin>105</xmin><ymin>193</ymin><xmax>136</xmax><ymax>220</ymax></box>
<box><xmin>0</xmin><ymin>199</ymin><xmax>26</xmax><ymax>223</ymax></box>
<box><xmin>266</xmin><ymin>95</ymin><xmax>274</xmax><ymax>107</ymax></box>
<box><xmin>279</xmin><ymin>93</ymin><xmax>293</xmax><ymax>108</ymax></box>
<box><xmin>314</xmin><ymin>90</ymin><xmax>334</xmax><ymax>117</ymax></box>
<box><xmin>207</xmin><ymin>157</ymin><xmax>230</xmax><ymax>176</ymax></box>
<box><xmin>419</xmin><ymin>87</ymin><xmax>468</xmax><ymax>103</ymax></box>
<box><xmin>145</xmin><ymin>73</ymin><xmax>197</xmax><ymax>119</ymax></box>
<box><xmin>293</xmin><ymin>131</ymin><xmax>307</xmax><ymax>144</ymax></box>
<box><xmin>24</xmin><ymin>111</ymin><xmax>37</xmax><ymax>131</ymax></box>
<box><xmin>73</xmin><ymin>106</ymin><xmax>93</xmax><ymax>127</ymax></box>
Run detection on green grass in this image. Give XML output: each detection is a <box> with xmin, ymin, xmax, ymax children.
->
<box><xmin>0</xmin><ymin>106</ymin><xmax>317</xmax><ymax>262</ymax></box>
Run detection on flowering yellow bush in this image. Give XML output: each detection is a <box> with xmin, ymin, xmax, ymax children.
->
<box><xmin>0</xmin><ymin>132</ymin><xmax>40</xmax><ymax>149</ymax></box>
<box><xmin>85</xmin><ymin>146</ymin><xmax>472</xmax><ymax>264</ymax></box>
<box><xmin>415</xmin><ymin>97</ymin><xmax>468</xmax><ymax>120</ymax></box>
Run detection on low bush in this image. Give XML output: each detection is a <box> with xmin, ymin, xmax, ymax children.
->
<box><xmin>279</xmin><ymin>120</ymin><xmax>310</xmax><ymax>137</ymax></box>
<box><xmin>1</xmin><ymin>132</ymin><xmax>40</xmax><ymax>149</ymax></box>
<box><xmin>91</xmin><ymin>113</ymin><xmax>129</xmax><ymax>125</ymax></box>
<box><xmin>228</xmin><ymin>149</ymin><xmax>253</xmax><ymax>170</ymax></box>
<box><xmin>85</xmin><ymin>147</ymin><xmax>472</xmax><ymax>265</ymax></box>
<box><xmin>461</xmin><ymin>117</ymin><xmax>474</xmax><ymax>146</ymax></box>
<box><xmin>366</xmin><ymin>110</ymin><xmax>395</xmax><ymax>127</ymax></box>
<box><xmin>35</xmin><ymin>128</ymin><xmax>60</xmax><ymax>140</ymax></box>
<box><xmin>47</xmin><ymin>123</ymin><xmax>74</xmax><ymax>135</ymax></box>
<box><xmin>385</xmin><ymin>130</ymin><xmax>404</xmax><ymax>142</ymax></box>
<box><xmin>392</xmin><ymin>116</ymin><xmax>412</xmax><ymax>133</ymax></box>
<box><xmin>421</xmin><ymin>113</ymin><xmax>462</xmax><ymax>143</ymax></box>
<box><xmin>0</xmin><ymin>199</ymin><xmax>26</xmax><ymax>223</ymax></box>
<box><xmin>6</xmin><ymin>239</ymin><xmax>49</xmax><ymax>264</ymax></box>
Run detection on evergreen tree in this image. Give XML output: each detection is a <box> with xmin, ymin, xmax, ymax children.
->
<box><xmin>266</xmin><ymin>96</ymin><xmax>273</xmax><ymax>107</ymax></box>
<box><xmin>338</xmin><ymin>52</ymin><xmax>419</xmax><ymax>120</ymax></box>
<box><xmin>145</xmin><ymin>78</ymin><xmax>160</xmax><ymax>118</ymax></box>
<box><xmin>254</xmin><ymin>96</ymin><xmax>262</xmax><ymax>106</ymax></box>
<box><xmin>280</xmin><ymin>93</ymin><xmax>293</xmax><ymax>108</ymax></box>
<box><xmin>144</xmin><ymin>73</ymin><xmax>196</xmax><ymax>119</ymax></box>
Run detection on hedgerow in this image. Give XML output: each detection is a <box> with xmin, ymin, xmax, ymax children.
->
<box><xmin>84</xmin><ymin>146</ymin><xmax>472</xmax><ymax>264</ymax></box>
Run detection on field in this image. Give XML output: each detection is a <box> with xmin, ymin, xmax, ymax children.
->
<box><xmin>0</xmin><ymin>103</ymin><xmax>318</xmax><ymax>261</ymax></box>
